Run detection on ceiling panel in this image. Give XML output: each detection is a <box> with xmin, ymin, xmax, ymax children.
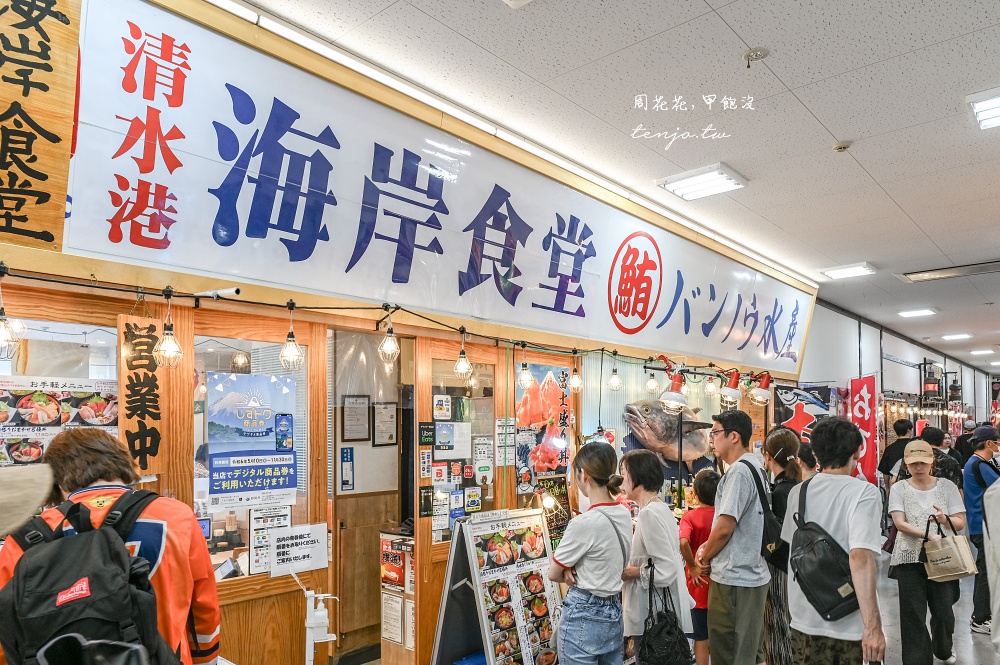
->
<box><xmin>851</xmin><ymin>113</ymin><xmax>1000</xmax><ymax>183</ymax></box>
<box><xmin>756</xmin><ymin>181</ymin><xmax>905</xmax><ymax>231</ymax></box>
<box><xmin>484</xmin><ymin>84</ymin><xmax>683</xmax><ymax>192</ymax></box>
<box><xmin>545</xmin><ymin>12</ymin><xmax>788</xmax><ymax>136</ymax></box>
<box><xmin>717</xmin><ymin>0</ymin><xmax>1000</xmax><ymax>90</ymax></box>
<box><xmin>335</xmin><ymin>1</ymin><xmax>538</xmax><ymax>109</ymax></box>
<box><xmin>725</xmin><ymin>146</ymin><xmax>875</xmax><ymax>211</ymax></box>
<box><xmin>794</xmin><ymin>24</ymin><xmax>1000</xmax><ymax>139</ymax></box>
<box><xmin>408</xmin><ymin>0</ymin><xmax>711</xmax><ymax>82</ymax></box>
<box><xmin>883</xmin><ymin>159</ymin><xmax>1000</xmax><ymax>214</ymax></box>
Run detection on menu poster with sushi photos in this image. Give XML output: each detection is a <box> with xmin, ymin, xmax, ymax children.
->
<box><xmin>468</xmin><ymin>511</ymin><xmax>561</xmax><ymax>665</ymax></box>
<box><xmin>0</xmin><ymin>376</ymin><xmax>119</xmax><ymax>467</ymax></box>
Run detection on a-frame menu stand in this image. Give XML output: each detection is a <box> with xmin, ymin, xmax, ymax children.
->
<box><xmin>432</xmin><ymin>509</ymin><xmax>560</xmax><ymax>665</ymax></box>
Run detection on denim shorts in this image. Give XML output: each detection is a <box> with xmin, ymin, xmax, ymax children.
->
<box><xmin>557</xmin><ymin>587</ymin><xmax>624</xmax><ymax>665</ymax></box>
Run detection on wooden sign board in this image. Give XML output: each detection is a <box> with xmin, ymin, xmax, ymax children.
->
<box><xmin>432</xmin><ymin>509</ymin><xmax>561</xmax><ymax>665</ymax></box>
<box><xmin>117</xmin><ymin>313</ymin><xmax>192</xmax><ymax>480</ymax></box>
<box><xmin>0</xmin><ymin>0</ymin><xmax>81</xmax><ymax>250</ymax></box>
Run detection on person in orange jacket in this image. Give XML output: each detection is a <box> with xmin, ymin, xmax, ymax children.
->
<box><xmin>0</xmin><ymin>428</ymin><xmax>221</xmax><ymax>665</ymax></box>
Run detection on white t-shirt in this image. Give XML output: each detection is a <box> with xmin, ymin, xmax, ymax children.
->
<box><xmin>780</xmin><ymin>473</ymin><xmax>883</xmax><ymax>641</ymax></box>
<box><xmin>887</xmin><ymin>478</ymin><xmax>965</xmax><ymax>565</ymax></box>
<box><xmin>552</xmin><ymin>503</ymin><xmax>632</xmax><ymax>597</ymax></box>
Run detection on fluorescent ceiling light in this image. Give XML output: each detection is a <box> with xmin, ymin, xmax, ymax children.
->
<box><xmin>204</xmin><ymin>0</ymin><xmax>259</xmax><ymax>22</ymax></box>
<box><xmin>991</xmin><ymin>361</ymin><xmax>1000</xmax><ymax>366</ymax></box>
<box><xmin>898</xmin><ymin>308</ymin><xmax>936</xmax><ymax>318</ymax></box>
<box><xmin>654</xmin><ymin>163</ymin><xmax>747</xmax><ymax>201</ymax></box>
<box><xmin>942</xmin><ymin>334</ymin><xmax>972</xmax><ymax>340</ymax></box>
<box><xmin>970</xmin><ymin>349</ymin><xmax>994</xmax><ymax>355</ymax></box>
<box><xmin>967</xmin><ymin>87</ymin><xmax>1000</xmax><ymax>130</ymax></box>
<box><xmin>820</xmin><ymin>263</ymin><xmax>876</xmax><ymax>280</ymax></box>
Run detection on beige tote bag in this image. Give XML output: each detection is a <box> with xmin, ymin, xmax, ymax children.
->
<box><xmin>922</xmin><ymin>516</ymin><xmax>978</xmax><ymax>583</ymax></box>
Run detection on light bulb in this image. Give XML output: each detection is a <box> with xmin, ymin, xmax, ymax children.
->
<box><xmin>749</xmin><ymin>374</ymin><xmax>772</xmax><ymax>407</ymax></box>
<box><xmin>199</xmin><ymin>383</ymin><xmax>208</xmax><ymax>395</ymax></box>
<box><xmin>704</xmin><ymin>377</ymin><xmax>717</xmax><ymax>396</ymax></box>
<box><xmin>230</xmin><ymin>350</ymin><xmax>251</xmax><ymax>373</ymax></box>
<box><xmin>608</xmin><ymin>367</ymin><xmax>623</xmax><ymax>391</ymax></box>
<box><xmin>541</xmin><ymin>495</ymin><xmax>556</xmax><ymax>510</ymax></box>
<box><xmin>467</xmin><ymin>374</ymin><xmax>479</xmax><ymax>390</ymax></box>
<box><xmin>680</xmin><ymin>383</ymin><xmax>689</xmax><ymax>396</ymax></box>
<box><xmin>153</xmin><ymin>323</ymin><xmax>184</xmax><ymax>368</ymax></box>
<box><xmin>279</xmin><ymin>332</ymin><xmax>304</xmax><ymax>370</ymax></box>
<box><xmin>378</xmin><ymin>327</ymin><xmax>400</xmax><ymax>364</ymax></box>
<box><xmin>568</xmin><ymin>367</ymin><xmax>583</xmax><ymax>393</ymax></box>
<box><xmin>7</xmin><ymin>317</ymin><xmax>25</xmax><ymax>337</ymax></box>
<box><xmin>646</xmin><ymin>372</ymin><xmax>660</xmax><ymax>394</ymax></box>
<box><xmin>517</xmin><ymin>362</ymin><xmax>535</xmax><ymax>390</ymax></box>
<box><xmin>454</xmin><ymin>349</ymin><xmax>473</xmax><ymax>380</ymax></box>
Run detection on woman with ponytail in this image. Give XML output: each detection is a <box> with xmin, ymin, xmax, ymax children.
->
<box><xmin>759</xmin><ymin>426</ymin><xmax>802</xmax><ymax>665</ymax></box>
<box><xmin>549</xmin><ymin>441</ymin><xmax>632</xmax><ymax>665</ymax></box>
<box><xmin>620</xmin><ymin>450</ymin><xmax>693</xmax><ymax>652</ymax></box>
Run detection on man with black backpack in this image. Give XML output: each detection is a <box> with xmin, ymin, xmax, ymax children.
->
<box><xmin>0</xmin><ymin>428</ymin><xmax>220</xmax><ymax>665</ymax></box>
<box><xmin>963</xmin><ymin>425</ymin><xmax>1000</xmax><ymax>635</ymax></box>
<box><xmin>780</xmin><ymin>417</ymin><xmax>885</xmax><ymax>665</ymax></box>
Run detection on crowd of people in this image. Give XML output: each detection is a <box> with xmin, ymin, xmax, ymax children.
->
<box><xmin>551</xmin><ymin>412</ymin><xmax>1000</xmax><ymax>665</ymax></box>
<box><xmin>1</xmin><ymin>410</ymin><xmax>999</xmax><ymax>665</ymax></box>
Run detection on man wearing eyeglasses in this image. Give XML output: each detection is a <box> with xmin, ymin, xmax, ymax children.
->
<box><xmin>964</xmin><ymin>426</ymin><xmax>1000</xmax><ymax>634</ymax></box>
<box><xmin>695</xmin><ymin>410</ymin><xmax>769</xmax><ymax>665</ymax></box>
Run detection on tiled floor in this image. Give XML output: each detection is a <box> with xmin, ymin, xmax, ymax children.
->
<box><xmin>877</xmin><ymin>551</ymin><xmax>998</xmax><ymax>664</ymax></box>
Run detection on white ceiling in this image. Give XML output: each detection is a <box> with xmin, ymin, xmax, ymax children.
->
<box><xmin>243</xmin><ymin>0</ymin><xmax>1000</xmax><ymax>371</ymax></box>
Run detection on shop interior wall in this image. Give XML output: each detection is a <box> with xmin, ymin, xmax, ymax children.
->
<box><xmin>330</xmin><ymin>330</ymin><xmax>403</xmax><ymax>654</ymax></box>
<box><xmin>798</xmin><ymin>304</ymin><xmax>861</xmax><ymax>387</ymax></box>
<box><xmin>881</xmin><ymin>333</ymin><xmax>926</xmax><ymax>394</ymax></box>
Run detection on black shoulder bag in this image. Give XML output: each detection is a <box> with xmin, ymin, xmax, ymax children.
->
<box><xmin>788</xmin><ymin>477</ymin><xmax>860</xmax><ymax>621</ymax></box>
<box><xmin>739</xmin><ymin>459</ymin><xmax>784</xmax><ymax>566</ymax></box>
<box><xmin>637</xmin><ymin>559</ymin><xmax>694</xmax><ymax>665</ymax></box>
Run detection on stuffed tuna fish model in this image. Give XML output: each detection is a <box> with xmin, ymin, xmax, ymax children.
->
<box><xmin>623</xmin><ymin>400</ymin><xmax>712</xmax><ymax>463</ymax></box>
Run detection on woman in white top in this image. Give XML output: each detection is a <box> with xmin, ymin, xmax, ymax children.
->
<box><xmin>549</xmin><ymin>441</ymin><xmax>632</xmax><ymax>665</ymax></box>
<box><xmin>889</xmin><ymin>439</ymin><xmax>966</xmax><ymax>665</ymax></box>
<box><xmin>619</xmin><ymin>450</ymin><xmax>693</xmax><ymax>646</ymax></box>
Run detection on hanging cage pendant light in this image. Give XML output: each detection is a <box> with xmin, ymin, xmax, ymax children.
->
<box><xmin>378</xmin><ymin>307</ymin><xmax>401</xmax><ymax>364</ymax></box>
<box><xmin>568</xmin><ymin>349</ymin><xmax>583</xmax><ymax>393</ymax></box>
<box><xmin>279</xmin><ymin>299</ymin><xmax>304</xmax><ymax>371</ymax></box>
<box><xmin>517</xmin><ymin>342</ymin><xmax>534</xmax><ymax>390</ymax></box>
<box><xmin>646</xmin><ymin>372</ymin><xmax>660</xmax><ymax>394</ymax></box>
<box><xmin>230</xmin><ymin>350</ymin><xmax>251</xmax><ymax>373</ymax></box>
<box><xmin>454</xmin><ymin>327</ymin><xmax>474</xmax><ymax>381</ymax></box>
<box><xmin>152</xmin><ymin>286</ymin><xmax>183</xmax><ymax>368</ymax></box>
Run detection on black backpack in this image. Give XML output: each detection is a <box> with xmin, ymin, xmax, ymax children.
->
<box><xmin>0</xmin><ymin>490</ymin><xmax>181</xmax><ymax>665</ymax></box>
<box><xmin>788</xmin><ymin>477</ymin><xmax>860</xmax><ymax>621</ymax></box>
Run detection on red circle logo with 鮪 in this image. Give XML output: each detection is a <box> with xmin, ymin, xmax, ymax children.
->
<box><xmin>607</xmin><ymin>232</ymin><xmax>663</xmax><ymax>334</ymax></box>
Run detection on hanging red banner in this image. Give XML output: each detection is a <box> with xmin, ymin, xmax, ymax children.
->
<box><xmin>850</xmin><ymin>375</ymin><xmax>878</xmax><ymax>485</ymax></box>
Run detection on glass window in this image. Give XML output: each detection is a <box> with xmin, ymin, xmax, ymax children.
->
<box><xmin>0</xmin><ymin>319</ymin><xmax>118</xmax><ymax>468</ymax></box>
<box><xmin>192</xmin><ymin>336</ymin><xmax>309</xmax><ymax>577</ymax></box>
<box><xmin>430</xmin><ymin>359</ymin><xmax>494</xmax><ymax>542</ymax></box>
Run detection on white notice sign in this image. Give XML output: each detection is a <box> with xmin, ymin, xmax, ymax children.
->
<box><xmin>269</xmin><ymin>523</ymin><xmax>328</xmax><ymax>577</ymax></box>
<box><xmin>382</xmin><ymin>592</ymin><xmax>404</xmax><ymax>645</ymax></box>
<box><xmin>249</xmin><ymin>506</ymin><xmax>292</xmax><ymax>575</ymax></box>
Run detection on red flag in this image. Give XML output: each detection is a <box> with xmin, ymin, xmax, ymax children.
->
<box><xmin>849</xmin><ymin>375</ymin><xmax>878</xmax><ymax>485</ymax></box>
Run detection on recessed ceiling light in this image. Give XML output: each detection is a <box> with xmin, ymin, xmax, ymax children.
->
<box><xmin>820</xmin><ymin>263</ymin><xmax>876</xmax><ymax>280</ymax></box>
<box><xmin>971</xmin><ymin>349</ymin><xmax>994</xmax><ymax>355</ymax></box>
<box><xmin>967</xmin><ymin>87</ymin><xmax>1000</xmax><ymax>130</ymax></box>
<box><xmin>992</xmin><ymin>361</ymin><xmax>1000</xmax><ymax>366</ymax></box>
<box><xmin>654</xmin><ymin>163</ymin><xmax>747</xmax><ymax>201</ymax></box>
<box><xmin>206</xmin><ymin>348</ymin><xmax>215</xmax><ymax>352</ymax></box>
<box><xmin>898</xmin><ymin>308</ymin><xmax>936</xmax><ymax>318</ymax></box>
<box><xmin>942</xmin><ymin>334</ymin><xmax>972</xmax><ymax>340</ymax></box>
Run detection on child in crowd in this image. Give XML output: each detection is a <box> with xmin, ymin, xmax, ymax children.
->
<box><xmin>678</xmin><ymin>468</ymin><xmax>720</xmax><ymax>665</ymax></box>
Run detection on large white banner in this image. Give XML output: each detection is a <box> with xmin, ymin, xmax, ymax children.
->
<box><xmin>67</xmin><ymin>0</ymin><xmax>813</xmax><ymax>372</ymax></box>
